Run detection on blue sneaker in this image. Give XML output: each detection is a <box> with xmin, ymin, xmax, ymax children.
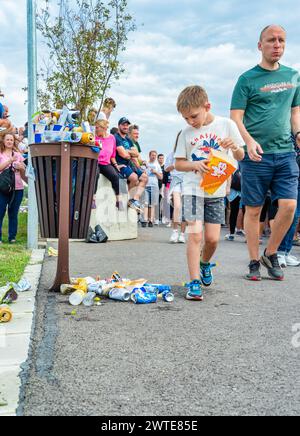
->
<box><xmin>128</xmin><ymin>199</ymin><xmax>143</xmax><ymax>213</ymax></box>
<box><xmin>200</xmin><ymin>262</ymin><xmax>216</xmax><ymax>287</ymax></box>
<box><xmin>185</xmin><ymin>280</ymin><xmax>203</xmax><ymax>301</ymax></box>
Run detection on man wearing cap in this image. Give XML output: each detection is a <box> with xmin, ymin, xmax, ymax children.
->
<box><xmin>115</xmin><ymin>117</ymin><xmax>148</xmax><ymax>212</ymax></box>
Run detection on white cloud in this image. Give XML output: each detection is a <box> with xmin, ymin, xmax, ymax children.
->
<box><xmin>0</xmin><ymin>0</ymin><xmax>26</xmax><ymax>27</ymax></box>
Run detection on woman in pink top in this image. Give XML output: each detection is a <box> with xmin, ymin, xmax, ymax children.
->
<box><xmin>0</xmin><ymin>133</ymin><xmax>27</xmax><ymax>243</ymax></box>
<box><xmin>94</xmin><ymin>119</ymin><xmax>124</xmax><ymax>210</ymax></box>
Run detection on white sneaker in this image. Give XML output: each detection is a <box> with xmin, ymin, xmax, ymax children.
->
<box><xmin>285</xmin><ymin>254</ymin><xmax>300</xmax><ymax>267</ymax></box>
<box><xmin>178</xmin><ymin>233</ymin><xmax>186</xmax><ymax>244</ymax></box>
<box><xmin>277</xmin><ymin>252</ymin><xmax>287</xmax><ymax>268</ymax></box>
<box><xmin>170</xmin><ymin>230</ymin><xmax>179</xmax><ymax>243</ymax></box>
<box><xmin>154</xmin><ymin>220</ymin><xmax>160</xmax><ymax>226</ymax></box>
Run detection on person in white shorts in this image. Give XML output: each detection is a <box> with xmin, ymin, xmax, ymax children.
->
<box><xmin>165</xmin><ymin>134</ymin><xmax>187</xmax><ymax>243</ymax></box>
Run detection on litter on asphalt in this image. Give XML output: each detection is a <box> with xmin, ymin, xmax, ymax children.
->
<box><xmin>61</xmin><ymin>272</ymin><xmax>174</xmax><ymax>307</ymax></box>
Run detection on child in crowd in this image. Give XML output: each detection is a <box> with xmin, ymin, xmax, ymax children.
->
<box><xmin>175</xmin><ymin>86</ymin><xmax>245</xmax><ymax>301</ymax></box>
<box><xmin>0</xmin><ymin>133</ymin><xmax>27</xmax><ymax>244</ymax></box>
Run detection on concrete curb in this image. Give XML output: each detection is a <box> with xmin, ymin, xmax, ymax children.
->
<box><xmin>0</xmin><ymin>249</ymin><xmax>45</xmax><ymax>417</ymax></box>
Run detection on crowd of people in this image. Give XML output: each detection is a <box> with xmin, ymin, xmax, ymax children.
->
<box><xmin>94</xmin><ymin>25</ymin><xmax>300</xmax><ymax>302</ymax></box>
<box><xmin>1</xmin><ymin>24</ymin><xmax>300</xmax><ymax>304</ymax></box>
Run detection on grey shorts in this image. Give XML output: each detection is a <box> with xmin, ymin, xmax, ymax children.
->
<box><xmin>144</xmin><ymin>186</ymin><xmax>159</xmax><ymax>207</ymax></box>
<box><xmin>182</xmin><ymin>196</ymin><xmax>204</xmax><ymax>222</ymax></box>
<box><xmin>182</xmin><ymin>196</ymin><xmax>225</xmax><ymax>224</ymax></box>
<box><xmin>204</xmin><ymin>197</ymin><xmax>225</xmax><ymax>225</ymax></box>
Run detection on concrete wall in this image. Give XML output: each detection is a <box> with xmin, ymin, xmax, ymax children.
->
<box><xmin>90</xmin><ymin>174</ymin><xmax>138</xmax><ymax>241</ymax></box>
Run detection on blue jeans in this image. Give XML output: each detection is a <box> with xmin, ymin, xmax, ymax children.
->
<box><xmin>278</xmin><ymin>183</ymin><xmax>300</xmax><ymax>254</ymax></box>
<box><xmin>0</xmin><ymin>190</ymin><xmax>24</xmax><ymax>242</ymax></box>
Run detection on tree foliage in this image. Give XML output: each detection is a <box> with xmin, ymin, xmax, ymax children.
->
<box><xmin>37</xmin><ymin>0</ymin><xmax>135</xmax><ymax>118</ymax></box>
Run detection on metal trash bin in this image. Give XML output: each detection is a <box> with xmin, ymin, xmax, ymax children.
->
<box><xmin>30</xmin><ymin>142</ymin><xmax>98</xmax><ymax>239</ymax></box>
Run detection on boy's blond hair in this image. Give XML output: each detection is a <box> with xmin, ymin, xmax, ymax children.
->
<box><xmin>177</xmin><ymin>86</ymin><xmax>208</xmax><ymax>113</ymax></box>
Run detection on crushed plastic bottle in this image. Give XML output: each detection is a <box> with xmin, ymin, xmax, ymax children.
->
<box><xmin>11</xmin><ymin>278</ymin><xmax>32</xmax><ymax>293</ymax></box>
<box><xmin>83</xmin><ymin>292</ymin><xmax>96</xmax><ymax>307</ymax></box>
<box><xmin>69</xmin><ymin>289</ymin><xmax>86</xmax><ymax>306</ymax></box>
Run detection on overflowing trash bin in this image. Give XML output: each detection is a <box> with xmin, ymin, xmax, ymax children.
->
<box><xmin>30</xmin><ymin>142</ymin><xmax>98</xmax><ymax>239</ymax></box>
<box><xmin>28</xmin><ymin>108</ymin><xmax>101</xmax><ymax>291</ymax></box>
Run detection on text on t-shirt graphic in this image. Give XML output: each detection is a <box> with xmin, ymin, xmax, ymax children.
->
<box><xmin>260</xmin><ymin>82</ymin><xmax>296</xmax><ymax>93</ymax></box>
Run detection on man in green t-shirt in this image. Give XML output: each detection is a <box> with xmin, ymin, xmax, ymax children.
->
<box><xmin>231</xmin><ymin>25</ymin><xmax>300</xmax><ymax>282</ymax></box>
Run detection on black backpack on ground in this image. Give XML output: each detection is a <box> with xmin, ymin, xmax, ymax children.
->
<box><xmin>86</xmin><ymin>225</ymin><xmax>108</xmax><ymax>243</ymax></box>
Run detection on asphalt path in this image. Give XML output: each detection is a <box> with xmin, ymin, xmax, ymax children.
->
<box><xmin>19</xmin><ymin>227</ymin><xmax>300</xmax><ymax>416</ymax></box>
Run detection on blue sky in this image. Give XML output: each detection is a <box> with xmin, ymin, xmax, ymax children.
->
<box><xmin>1</xmin><ymin>0</ymin><xmax>300</xmax><ymax>156</ymax></box>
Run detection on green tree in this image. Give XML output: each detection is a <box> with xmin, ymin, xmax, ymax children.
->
<box><xmin>37</xmin><ymin>0</ymin><xmax>135</xmax><ymax>118</ymax></box>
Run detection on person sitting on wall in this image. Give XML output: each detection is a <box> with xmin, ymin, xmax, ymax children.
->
<box><xmin>95</xmin><ymin>119</ymin><xmax>125</xmax><ymax>211</ymax></box>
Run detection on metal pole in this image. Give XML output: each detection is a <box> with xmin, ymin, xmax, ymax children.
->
<box><xmin>27</xmin><ymin>0</ymin><xmax>39</xmax><ymax>249</ymax></box>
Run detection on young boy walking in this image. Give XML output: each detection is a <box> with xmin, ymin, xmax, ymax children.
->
<box><xmin>175</xmin><ymin>86</ymin><xmax>245</xmax><ymax>301</ymax></box>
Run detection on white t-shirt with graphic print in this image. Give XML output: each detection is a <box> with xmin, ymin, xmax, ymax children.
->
<box><xmin>174</xmin><ymin>116</ymin><xmax>245</xmax><ymax>198</ymax></box>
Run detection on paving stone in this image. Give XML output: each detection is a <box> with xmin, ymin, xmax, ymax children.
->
<box><xmin>0</xmin><ymin>333</ymin><xmax>30</xmax><ymax>367</ymax></box>
<box><xmin>0</xmin><ymin>366</ymin><xmax>20</xmax><ymax>415</ymax></box>
<box><xmin>2</xmin><ymin>313</ymin><xmax>33</xmax><ymax>335</ymax></box>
